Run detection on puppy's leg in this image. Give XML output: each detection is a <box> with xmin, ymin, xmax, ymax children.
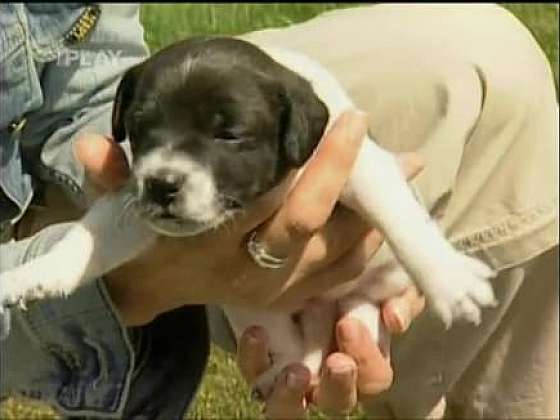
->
<box><xmin>300</xmin><ymin>301</ymin><xmax>337</xmax><ymax>384</ymax></box>
<box><xmin>0</xmin><ymin>190</ymin><xmax>156</xmax><ymax>308</ymax></box>
<box><xmin>340</xmin><ymin>140</ymin><xmax>496</xmax><ymax>328</ymax></box>
<box><xmin>265</xmin><ymin>46</ymin><xmax>495</xmax><ymax>325</ymax></box>
<box><xmin>224</xmin><ymin>306</ymin><xmax>304</xmax><ymax>401</ymax></box>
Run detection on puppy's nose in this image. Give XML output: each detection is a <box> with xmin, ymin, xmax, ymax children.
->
<box><xmin>144</xmin><ymin>175</ymin><xmax>183</xmax><ymax>207</ymax></box>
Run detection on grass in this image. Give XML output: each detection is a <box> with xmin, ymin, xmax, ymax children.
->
<box><xmin>1</xmin><ymin>3</ymin><xmax>558</xmax><ymax>419</ymax></box>
<box><xmin>139</xmin><ymin>3</ymin><xmax>558</xmax><ymax>94</ymax></box>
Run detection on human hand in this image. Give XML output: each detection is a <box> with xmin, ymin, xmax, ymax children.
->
<box><xmin>230</xmin><ymin>139</ymin><xmax>426</xmax><ymax>418</ymax></box>
<box><xmin>236</xmin><ymin>286</ymin><xmax>425</xmax><ymax>418</ymax></box>
<box><xmin>74</xmin><ymin>111</ymin><xmax>419</xmax><ymax>326</ymax></box>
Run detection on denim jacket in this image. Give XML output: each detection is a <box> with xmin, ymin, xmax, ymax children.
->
<box><xmin>0</xmin><ymin>4</ymin><xmax>209</xmax><ymax>418</ymax></box>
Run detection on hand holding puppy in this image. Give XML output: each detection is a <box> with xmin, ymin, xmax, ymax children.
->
<box><xmin>76</xmin><ymin>111</ymin><xmax>421</xmax><ymax>325</ymax></box>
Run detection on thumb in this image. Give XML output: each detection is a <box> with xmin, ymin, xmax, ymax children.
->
<box><xmin>74</xmin><ymin>133</ymin><xmax>130</xmax><ymax>193</ymax></box>
<box><xmin>237</xmin><ymin>326</ymin><xmax>271</xmax><ymax>384</ymax></box>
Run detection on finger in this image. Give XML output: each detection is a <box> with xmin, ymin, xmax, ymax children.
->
<box><xmin>276</xmin><ymin>150</ymin><xmax>421</xmax><ymax>274</ymax></box>
<box><xmin>265</xmin><ymin>364</ymin><xmax>310</xmax><ymax>420</ymax></box>
<box><xmin>230</xmin><ymin>111</ymin><xmax>369</xmax><ymax>301</ymax></box>
<box><xmin>274</xmin><ymin>228</ymin><xmax>384</xmax><ymax>307</ymax></box>
<box><xmin>336</xmin><ymin>317</ymin><xmax>393</xmax><ymax>398</ymax></box>
<box><xmin>239</xmin><ymin>149</ymin><xmax>422</xmax><ymax>247</ymax></box>
<box><xmin>258</xmin><ymin>110</ymin><xmax>369</xmax><ymax>258</ymax></box>
<box><xmin>313</xmin><ymin>353</ymin><xmax>358</xmax><ymax>415</ymax></box>
<box><xmin>232</xmin><ymin>171</ymin><xmax>299</xmax><ymax>236</ymax></box>
<box><xmin>74</xmin><ymin>133</ymin><xmax>130</xmax><ymax>192</ymax></box>
<box><xmin>382</xmin><ymin>286</ymin><xmax>426</xmax><ymax>334</ymax></box>
<box><xmin>238</xmin><ymin>149</ymin><xmax>422</xmax><ymax>264</ymax></box>
<box><xmin>293</xmin><ymin>205</ymin><xmax>375</xmax><ymax>276</ymax></box>
<box><xmin>236</xmin><ymin>326</ymin><xmax>272</xmax><ymax>384</ymax></box>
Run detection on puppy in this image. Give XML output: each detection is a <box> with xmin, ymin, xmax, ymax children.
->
<box><xmin>0</xmin><ymin>37</ymin><xmax>496</xmax><ymax>398</ymax></box>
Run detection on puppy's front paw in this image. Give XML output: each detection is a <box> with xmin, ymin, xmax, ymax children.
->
<box><xmin>0</xmin><ymin>269</ymin><xmax>46</xmax><ymax>310</ymax></box>
<box><xmin>427</xmin><ymin>252</ymin><xmax>497</xmax><ymax>328</ymax></box>
<box><xmin>0</xmin><ymin>253</ymin><xmax>85</xmax><ymax>310</ymax></box>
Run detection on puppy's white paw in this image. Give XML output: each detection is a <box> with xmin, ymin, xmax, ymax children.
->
<box><xmin>425</xmin><ymin>252</ymin><xmax>497</xmax><ymax>328</ymax></box>
<box><xmin>0</xmin><ymin>274</ymin><xmax>30</xmax><ymax>309</ymax></box>
<box><xmin>0</xmin><ymin>253</ymin><xmax>86</xmax><ymax>309</ymax></box>
<box><xmin>0</xmin><ymin>268</ymin><xmax>46</xmax><ymax>310</ymax></box>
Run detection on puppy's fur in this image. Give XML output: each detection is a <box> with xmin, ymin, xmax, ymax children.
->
<box><xmin>0</xmin><ymin>37</ymin><xmax>496</xmax><ymax>398</ymax></box>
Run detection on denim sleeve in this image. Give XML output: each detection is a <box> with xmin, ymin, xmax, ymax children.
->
<box><xmin>1</xmin><ymin>5</ymin><xmax>209</xmax><ymax>418</ymax></box>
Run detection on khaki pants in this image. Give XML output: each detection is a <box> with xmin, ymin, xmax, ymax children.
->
<box><xmin>238</xmin><ymin>4</ymin><xmax>559</xmax><ymax>418</ymax></box>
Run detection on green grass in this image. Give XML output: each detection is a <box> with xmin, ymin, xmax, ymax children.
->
<box><xmin>503</xmin><ymin>3</ymin><xmax>559</xmax><ymax>93</ymax></box>
<box><xmin>140</xmin><ymin>3</ymin><xmax>357</xmax><ymax>52</ymax></box>
<box><xmin>139</xmin><ymin>3</ymin><xmax>558</xmax><ymax>93</ymax></box>
<box><xmin>1</xmin><ymin>3</ymin><xmax>558</xmax><ymax>419</ymax></box>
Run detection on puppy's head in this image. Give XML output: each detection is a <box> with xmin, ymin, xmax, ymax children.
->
<box><xmin>112</xmin><ymin>37</ymin><xmax>328</xmax><ymax>236</ymax></box>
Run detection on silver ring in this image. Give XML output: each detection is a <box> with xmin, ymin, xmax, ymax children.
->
<box><xmin>246</xmin><ymin>231</ymin><xmax>286</xmax><ymax>269</ymax></box>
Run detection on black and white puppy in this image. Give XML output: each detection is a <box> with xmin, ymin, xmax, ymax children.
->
<box><xmin>0</xmin><ymin>37</ymin><xmax>496</xmax><ymax>397</ymax></box>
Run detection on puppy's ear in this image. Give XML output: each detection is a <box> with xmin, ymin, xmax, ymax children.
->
<box><xmin>279</xmin><ymin>74</ymin><xmax>329</xmax><ymax>167</ymax></box>
<box><xmin>112</xmin><ymin>64</ymin><xmax>143</xmax><ymax>143</ymax></box>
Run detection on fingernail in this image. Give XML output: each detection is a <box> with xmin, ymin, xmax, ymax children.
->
<box><xmin>247</xmin><ymin>336</ymin><xmax>260</xmax><ymax>349</ymax></box>
<box><xmin>287</xmin><ymin>371</ymin><xmax>307</xmax><ymax>390</ymax></box>
<box><xmin>328</xmin><ymin>365</ymin><xmax>354</xmax><ymax>378</ymax></box>
<box><xmin>387</xmin><ymin>304</ymin><xmax>409</xmax><ymax>333</ymax></box>
<box><xmin>246</xmin><ymin>326</ymin><xmax>264</xmax><ymax>344</ymax></box>
<box><xmin>338</xmin><ymin>320</ymin><xmax>360</xmax><ymax>343</ymax></box>
<box><xmin>247</xmin><ymin>330</ymin><xmax>260</xmax><ymax>343</ymax></box>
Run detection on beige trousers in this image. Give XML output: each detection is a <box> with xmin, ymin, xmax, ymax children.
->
<box><xmin>236</xmin><ymin>4</ymin><xmax>559</xmax><ymax>419</ymax></box>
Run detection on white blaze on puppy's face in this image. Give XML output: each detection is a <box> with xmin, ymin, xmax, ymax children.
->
<box><xmin>133</xmin><ymin>147</ymin><xmax>223</xmax><ymax>236</ymax></box>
